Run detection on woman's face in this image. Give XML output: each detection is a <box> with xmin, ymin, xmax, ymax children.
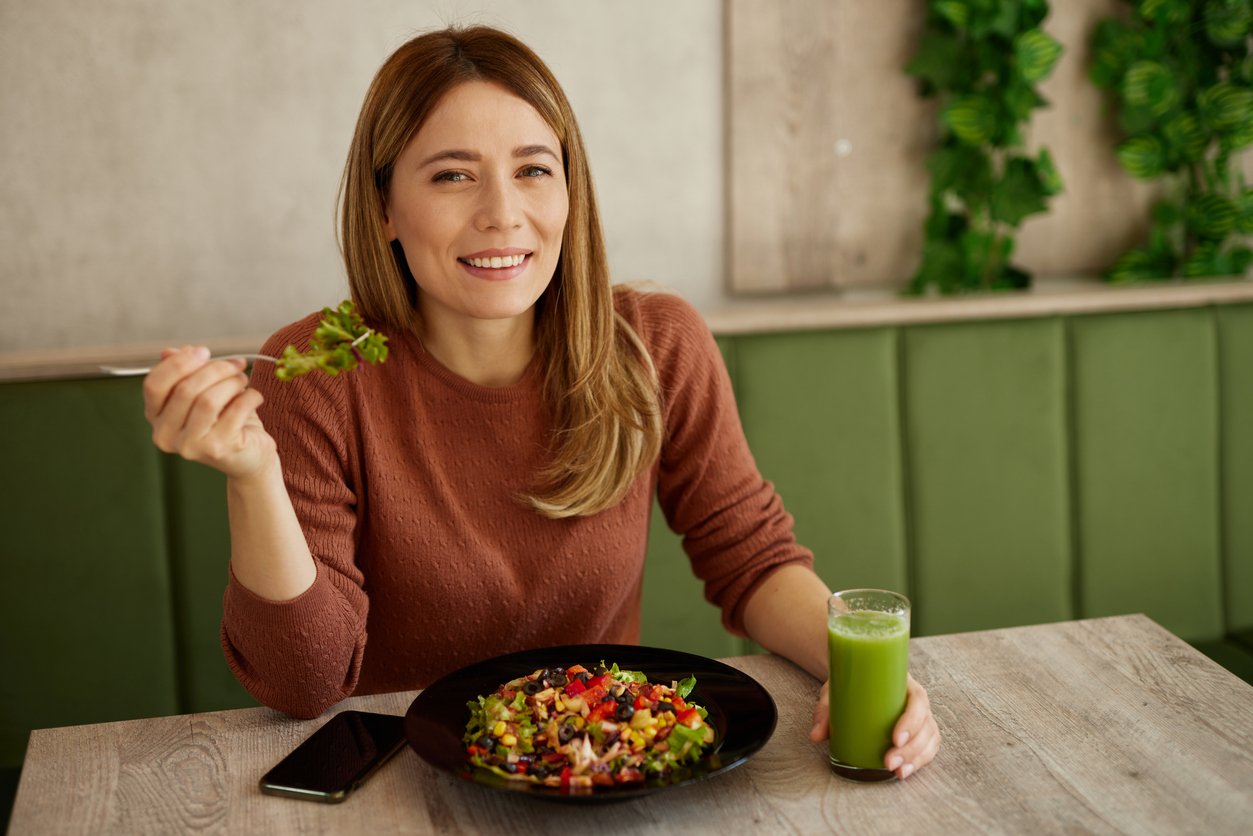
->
<box><xmin>383</xmin><ymin>80</ymin><xmax>569</xmax><ymax>330</ymax></box>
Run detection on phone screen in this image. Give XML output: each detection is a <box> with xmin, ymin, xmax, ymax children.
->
<box><xmin>259</xmin><ymin>710</ymin><xmax>407</xmax><ymax>803</ymax></box>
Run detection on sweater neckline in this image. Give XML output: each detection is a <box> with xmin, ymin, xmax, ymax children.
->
<box><xmin>404</xmin><ymin>329</ymin><xmax>542</xmax><ymax>403</ymax></box>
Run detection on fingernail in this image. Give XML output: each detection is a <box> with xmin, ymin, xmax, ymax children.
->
<box><xmin>901</xmin><ymin>763</ymin><xmax>914</xmax><ymax>779</ymax></box>
<box><xmin>194</xmin><ymin>346</ymin><xmax>210</xmax><ymax>360</ymax></box>
<box><xmin>887</xmin><ymin>755</ymin><xmax>902</xmax><ymax>771</ymax></box>
<box><xmin>896</xmin><ymin>731</ymin><xmax>909</xmax><ymax>746</ymax></box>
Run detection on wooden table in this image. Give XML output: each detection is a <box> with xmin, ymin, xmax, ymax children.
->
<box><xmin>10</xmin><ymin>615</ymin><xmax>1253</xmax><ymax>834</ymax></box>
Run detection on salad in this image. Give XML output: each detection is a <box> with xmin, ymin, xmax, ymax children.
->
<box><xmin>463</xmin><ymin>661</ymin><xmax>716</xmax><ymax>789</ymax></box>
<box><xmin>274</xmin><ymin>300</ymin><xmax>388</xmax><ymax>380</ymax></box>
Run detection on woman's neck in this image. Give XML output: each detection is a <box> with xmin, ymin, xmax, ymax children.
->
<box><xmin>415</xmin><ymin>307</ymin><xmax>536</xmax><ymax>388</ymax></box>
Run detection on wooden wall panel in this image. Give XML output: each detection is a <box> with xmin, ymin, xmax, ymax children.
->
<box><xmin>727</xmin><ymin>0</ymin><xmax>928</xmax><ymax>293</ymax></box>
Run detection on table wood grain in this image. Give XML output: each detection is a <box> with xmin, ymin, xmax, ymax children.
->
<box><xmin>9</xmin><ymin>615</ymin><xmax>1253</xmax><ymax>834</ymax></box>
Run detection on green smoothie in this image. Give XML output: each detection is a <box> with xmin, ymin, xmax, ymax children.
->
<box><xmin>827</xmin><ymin>609</ymin><xmax>909</xmax><ymax>770</ymax></box>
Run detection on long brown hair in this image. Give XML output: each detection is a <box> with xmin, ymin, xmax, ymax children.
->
<box><xmin>338</xmin><ymin>26</ymin><xmax>661</xmax><ymax>518</ymax></box>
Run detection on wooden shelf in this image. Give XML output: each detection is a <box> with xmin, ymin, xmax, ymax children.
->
<box><xmin>705</xmin><ymin>276</ymin><xmax>1253</xmax><ymax>335</ymax></box>
<box><xmin>3</xmin><ymin>277</ymin><xmax>1252</xmax><ymax>381</ymax></box>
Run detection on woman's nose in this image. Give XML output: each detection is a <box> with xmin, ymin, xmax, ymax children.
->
<box><xmin>474</xmin><ymin>177</ymin><xmax>523</xmax><ymax>231</ymax></box>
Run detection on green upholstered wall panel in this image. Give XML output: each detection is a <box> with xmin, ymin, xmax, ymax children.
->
<box><xmin>0</xmin><ymin>378</ymin><xmax>179</xmax><ymax>768</ymax></box>
<box><xmin>641</xmin><ymin>337</ymin><xmax>748</xmax><ymax>659</ymax></box>
<box><xmin>641</xmin><ymin>500</ymin><xmax>745</xmax><ymax>658</ymax></box>
<box><xmin>732</xmin><ymin>328</ymin><xmax>906</xmax><ymax>595</ymax></box>
<box><xmin>1071</xmin><ymin>309</ymin><xmax>1223</xmax><ymax>642</ymax></box>
<box><xmin>1218</xmin><ymin>304</ymin><xmax>1253</xmax><ymax>633</ymax></box>
<box><xmin>164</xmin><ymin>459</ymin><xmax>257</xmax><ymax>713</ymax></box>
<box><xmin>902</xmin><ymin>318</ymin><xmax>1072</xmax><ymax>635</ymax></box>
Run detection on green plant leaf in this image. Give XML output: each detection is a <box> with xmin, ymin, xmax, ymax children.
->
<box><xmin>1089</xmin><ymin>20</ymin><xmax>1142</xmax><ymax>89</ymax></box>
<box><xmin>1151</xmin><ymin>199</ymin><xmax>1184</xmax><ymax>228</ymax></box>
<box><xmin>1107</xmin><ymin>246</ymin><xmax>1174</xmax><ymax>283</ymax></box>
<box><xmin>942</xmin><ymin>94</ymin><xmax>1000</xmax><ymax>145</ymax></box>
<box><xmin>1015</xmin><ymin>28</ymin><xmax>1064</xmax><ymax>83</ymax></box>
<box><xmin>1198</xmin><ymin>83</ymin><xmax>1253</xmax><ymax>131</ymax></box>
<box><xmin>1161</xmin><ymin>113</ymin><xmax>1209</xmax><ymax>161</ymax></box>
<box><xmin>1233</xmin><ymin>246</ymin><xmax>1253</xmax><ymax>276</ymax></box>
<box><xmin>1036</xmin><ymin>148</ymin><xmax>1064</xmax><ymax>196</ymax></box>
<box><xmin>990</xmin><ymin>156</ymin><xmax>1050</xmax><ymax>226</ymax></box>
<box><xmin>1183</xmin><ymin>242</ymin><xmax>1220</xmax><ymax>278</ymax></box>
<box><xmin>1004</xmin><ymin>79</ymin><xmax>1046</xmax><ymax>121</ymax></box>
<box><xmin>905</xmin><ymin>30</ymin><xmax>970</xmax><ymax>92</ymax></box>
<box><xmin>1116</xmin><ymin>135</ymin><xmax>1168</xmax><ymax>178</ymax></box>
<box><xmin>1204</xmin><ymin>0</ymin><xmax>1253</xmax><ymax>46</ymax></box>
<box><xmin>1118</xmin><ymin>103</ymin><xmax>1161</xmax><ymax>135</ymax></box>
<box><xmin>1187</xmin><ymin>193</ymin><xmax>1239</xmax><ymax>238</ymax></box>
<box><xmin>1220</xmin><ymin>118</ymin><xmax>1253</xmax><ymax>152</ymax></box>
<box><xmin>1237</xmin><ymin>189</ymin><xmax>1253</xmax><ymax>233</ymax></box>
<box><xmin>1022</xmin><ymin>0</ymin><xmax>1050</xmax><ymax>28</ymax></box>
<box><xmin>961</xmin><ymin>229</ymin><xmax>1013</xmax><ymax>288</ymax></box>
<box><xmin>926</xmin><ymin>144</ymin><xmax>993</xmax><ymax>197</ymax></box>
<box><xmin>998</xmin><ymin>265</ymin><xmax>1032</xmax><ymax>290</ymax></box>
<box><xmin>1139</xmin><ymin>0</ymin><xmax>1192</xmax><ymax>26</ymax></box>
<box><xmin>935</xmin><ymin>0</ymin><xmax>970</xmax><ymax>30</ymax></box>
<box><xmin>984</xmin><ymin>1</ymin><xmax>1022</xmax><ymax>39</ymax></box>
<box><xmin>1122</xmin><ymin>61</ymin><xmax>1181</xmax><ymax>116</ymax></box>
<box><xmin>910</xmin><ymin>238</ymin><xmax>967</xmax><ymax>294</ymax></box>
<box><xmin>923</xmin><ymin>197</ymin><xmax>970</xmax><ymax>240</ymax></box>
<box><xmin>1181</xmin><ymin>241</ymin><xmax>1249</xmax><ymax>278</ymax></box>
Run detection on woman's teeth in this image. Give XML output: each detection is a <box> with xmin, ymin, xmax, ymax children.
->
<box><xmin>462</xmin><ymin>254</ymin><xmax>527</xmax><ymax>268</ymax></box>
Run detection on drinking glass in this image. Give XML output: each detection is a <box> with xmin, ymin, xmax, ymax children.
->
<box><xmin>827</xmin><ymin>588</ymin><xmax>910</xmax><ymax>781</ymax></box>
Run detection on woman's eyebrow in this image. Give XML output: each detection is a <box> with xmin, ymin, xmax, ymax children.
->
<box><xmin>417</xmin><ymin>145</ymin><xmax>560</xmax><ymax>168</ymax></box>
<box><xmin>418</xmin><ymin>149</ymin><xmax>480</xmax><ymax>168</ymax></box>
<box><xmin>514</xmin><ymin>144</ymin><xmax>560</xmax><ymax>161</ymax></box>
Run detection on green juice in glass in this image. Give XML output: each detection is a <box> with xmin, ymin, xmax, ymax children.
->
<box><xmin>827</xmin><ymin>598</ymin><xmax>910</xmax><ymax>773</ymax></box>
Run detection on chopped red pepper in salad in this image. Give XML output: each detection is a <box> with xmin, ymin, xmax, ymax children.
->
<box><xmin>462</xmin><ymin>661</ymin><xmax>715</xmax><ymax>788</ymax></box>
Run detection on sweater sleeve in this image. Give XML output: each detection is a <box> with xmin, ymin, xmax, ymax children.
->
<box><xmin>219</xmin><ymin>315</ymin><xmax>368</xmax><ymax>718</ymax></box>
<box><xmin>642</xmin><ymin>292</ymin><xmax>815</xmax><ymax>636</ymax></box>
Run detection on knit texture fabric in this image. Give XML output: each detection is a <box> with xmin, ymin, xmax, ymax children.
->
<box><xmin>222</xmin><ymin>289</ymin><xmax>813</xmax><ymax>717</ymax></box>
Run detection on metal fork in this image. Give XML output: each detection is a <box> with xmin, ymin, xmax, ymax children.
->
<box><xmin>98</xmin><ymin>353</ymin><xmax>279</xmax><ymax>377</ymax></box>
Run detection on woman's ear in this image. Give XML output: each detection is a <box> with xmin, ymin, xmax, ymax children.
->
<box><xmin>382</xmin><ymin>207</ymin><xmax>397</xmax><ymax>241</ymax></box>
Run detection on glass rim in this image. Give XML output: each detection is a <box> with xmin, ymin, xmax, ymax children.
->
<box><xmin>828</xmin><ymin>588</ymin><xmax>911</xmax><ymax>615</ymax></box>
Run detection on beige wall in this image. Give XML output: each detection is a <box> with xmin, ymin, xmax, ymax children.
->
<box><xmin>0</xmin><ymin>0</ymin><xmax>723</xmax><ymax>352</ymax></box>
<box><xmin>4</xmin><ymin>1</ymin><xmax>1245</xmax><ymax>353</ymax></box>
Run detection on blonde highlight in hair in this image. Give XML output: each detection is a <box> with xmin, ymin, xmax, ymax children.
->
<box><xmin>338</xmin><ymin>26</ymin><xmax>661</xmax><ymax>518</ymax></box>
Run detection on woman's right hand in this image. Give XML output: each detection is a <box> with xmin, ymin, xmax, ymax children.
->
<box><xmin>143</xmin><ymin>345</ymin><xmax>276</xmax><ymax>479</ymax></box>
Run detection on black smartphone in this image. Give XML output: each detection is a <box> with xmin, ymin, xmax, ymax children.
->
<box><xmin>259</xmin><ymin>710</ymin><xmax>408</xmax><ymax>803</ymax></box>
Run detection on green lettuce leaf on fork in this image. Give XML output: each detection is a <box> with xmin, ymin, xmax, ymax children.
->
<box><xmin>275</xmin><ymin>300</ymin><xmax>389</xmax><ymax>380</ymax></box>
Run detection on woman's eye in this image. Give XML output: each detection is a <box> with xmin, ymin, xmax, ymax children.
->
<box><xmin>433</xmin><ymin>171</ymin><xmax>469</xmax><ymax>183</ymax></box>
<box><xmin>519</xmin><ymin>165</ymin><xmax>552</xmax><ymax>178</ymax></box>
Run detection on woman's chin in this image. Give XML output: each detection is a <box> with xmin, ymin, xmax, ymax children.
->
<box><xmin>420</xmin><ymin>288</ymin><xmax>548</xmax><ymax>326</ymax></box>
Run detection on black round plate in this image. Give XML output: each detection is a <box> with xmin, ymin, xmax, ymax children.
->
<box><xmin>405</xmin><ymin>643</ymin><xmax>777</xmax><ymax>803</ymax></box>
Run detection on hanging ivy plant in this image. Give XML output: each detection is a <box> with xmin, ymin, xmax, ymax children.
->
<box><xmin>1091</xmin><ymin>0</ymin><xmax>1253</xmax><ymax>282</ymax></box>
<box><xmin>905</xmin><ymin>0</ymin><xmax>1064</xmax><ymax>294</ymax></box>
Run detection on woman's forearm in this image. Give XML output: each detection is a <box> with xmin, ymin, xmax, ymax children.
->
<box><xmin>741</xmin><ymin>564</ymin><xmax>832</xmax><ymax>680</ymax></box>
<box><xmin>226</xmin><ymin>454</ymin><xmax>317</xmax><ymax>600</ymax></box>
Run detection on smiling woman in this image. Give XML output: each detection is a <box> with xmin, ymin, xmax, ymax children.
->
<box><xmin>380</xmin><ymin>80</ymin><xmax>569</xmax><ymax>376</ymax></box>
<box><xmin>138</xmin><ymin>24</ymin><xmax>939</xmax><ymax>783</ymax></box>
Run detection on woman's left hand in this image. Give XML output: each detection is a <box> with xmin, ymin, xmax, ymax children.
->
<box><xmin>808</xmin><ymin>673</ymin><xmax>940</xmax><ymax>780</ymax></box>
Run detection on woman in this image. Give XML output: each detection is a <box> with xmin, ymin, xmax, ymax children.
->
<box><xmin>143</xmin><ymin>25</ymin><xmax>939</xmax><ymax>779</ymax></box>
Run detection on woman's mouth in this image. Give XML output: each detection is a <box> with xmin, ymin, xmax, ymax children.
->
<box><xmin>457</xmin><ymin>252</ymin><xmax>531</xmax><ymax>281</ymax></box>
<box><xmin>458</xmin><ymin>253</ymin><xmax>528</xmax><ymax>269</ymax></box>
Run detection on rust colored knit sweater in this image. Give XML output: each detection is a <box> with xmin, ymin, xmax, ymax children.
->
<box><xmin>222</xmin><ymin>289</ymin><xmax>812</xmax><ymax>718</ymax></box>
